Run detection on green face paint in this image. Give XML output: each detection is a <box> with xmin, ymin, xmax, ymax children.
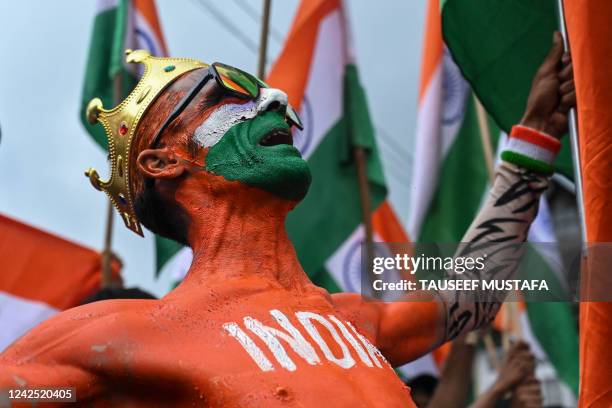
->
<box><xmin>204</xmin><ymin>112</ymin><xmax>312</xmax><ymax>201</ymax></box>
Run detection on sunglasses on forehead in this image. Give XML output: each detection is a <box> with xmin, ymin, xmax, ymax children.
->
<box><xmin>150</xmin><ymin>62</ymin><xmax>303</xmax><ymax>148</ymax></box>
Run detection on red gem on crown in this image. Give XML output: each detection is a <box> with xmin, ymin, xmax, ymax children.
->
<box><xmin>119</xmin><ymin>122</ymin><xmax>128</xmax><ymax>136</ymax></box>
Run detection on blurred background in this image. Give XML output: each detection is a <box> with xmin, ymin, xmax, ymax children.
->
<box><xmin>0</xmin><ymin>1</ymin><xmax>583</xmax><ymax>406</ymax></box>
<box><xmin>0</xmin><ymin>0</ymin><xmax>424</xmax><ymax>295</ymax></box>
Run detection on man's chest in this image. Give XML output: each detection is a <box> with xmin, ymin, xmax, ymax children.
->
<box><xmin>146</xmin><ymin>306</ymin><xmax>415</xmax><ymax>407</ymax></box>
<box><xmin>83</xmin><ymin>297</ymin><xmax>414</xmax><ymax>406</ymax></box>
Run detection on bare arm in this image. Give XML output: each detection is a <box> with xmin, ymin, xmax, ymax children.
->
<box><xmin>335</xmin><ymin>32</ymin><xmax>576</xmax><ymax>366</ymax></box>
<box><xmin>438</xmin><ymin>161</ymin><xmax>548</xmax><ymax>340</ymax></box>
<box><xmin>438</xmin><ymin>31</ymin><xmax>575</xmax><ymax>343</ymax></box>
<box><xmin>426</xmin><ymin>336</ymin><xmax>477</xmax><ymax>408</ymax></box>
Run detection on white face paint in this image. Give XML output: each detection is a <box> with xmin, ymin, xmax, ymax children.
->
<box><xmin>193</xmin><ymin>88</ymin><xmax>289</xmax><ymax>148</ymax></box>
<box><xmin>193</xmin><ymin>101</ymin><xmax>258</xmax><ymax>148</ymax></box>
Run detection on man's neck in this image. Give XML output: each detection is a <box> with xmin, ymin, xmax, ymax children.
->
<box><xmin>177</xmin><ymin>184</ymin><xmax>311</xmax><ymax>291</ymax></box>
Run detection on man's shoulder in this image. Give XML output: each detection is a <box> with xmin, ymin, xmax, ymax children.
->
<box><xmin>0</xmin><ymin>298</ymin><xmax>159</xmax><ymax>363</ymax></box>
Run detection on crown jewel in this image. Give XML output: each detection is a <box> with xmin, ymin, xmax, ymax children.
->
<box><xmin>85</xmin><ymin>49</ymin><xmax>208</xmax><ymax>236</ymax></box>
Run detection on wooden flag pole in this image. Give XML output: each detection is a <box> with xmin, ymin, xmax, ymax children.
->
<box><xmin>474</xmin><ymin>95</ymin><xmax>495</xmax><ymax>184</ymax></box>
<box><xmin>354</xmin><ymin>147</ymin><xmax>376</xmax><ymax>295</ymax></box>
<box><xmin>257</xmin><ymin>0</ymin><xmax>272</xmax><ymax>78</ymax></box>
<box><xmin>100</xmin><ymin>73</ymin><xmax>123</xmax><ymax>288</ymax></box>
<box><xmin>557</xmin><ymin>0</ymin><xmax>587</xmax><ymax>245</ymax></box>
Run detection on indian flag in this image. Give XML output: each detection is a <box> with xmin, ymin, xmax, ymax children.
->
<box><xmin>0</xmin><ymin>214</ymin><xmax>116</xmax><ymax>352</ymax></box>
<box><xmin>80</xmin><ymin>0</ymin><xmax>182</xmax><ymax>277</ymax></box>
<box><xmin>564</xmin><ymin>1</ymin><xmax>612</xmax><ymax>405</ymax></box>
<box><xmin>80</xmin><ymin>0</ymin><xmax>168</xmax><ymax>149</ymax></box>
<box><xmin>440</xmin><ymin>0</ymin><xmax>573</xmax><ymax>178</ymax></box>
<box><xmin>409</xmin><ymin>0</ymin><xmax>578</xmax><ymax>401</ymax></box>
<box><xmin>162</xmin><ymin>0</ymin><xmax>398</xmax><ymax>290</ymax></box>
<box><xmin>267</xmin><ymin>0</ymin><xmax>392</xmax><ymax>290</ymax></box>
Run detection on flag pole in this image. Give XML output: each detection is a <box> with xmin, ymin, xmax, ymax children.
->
<box><xmin>257</xmin><ymin>0</ymin><xmax>272</xmax><ymax>78</ymax></box>
<box><xmin>354</xmin><ymin>146</ymin><xmax>376</xmax><ymax>295</ymax></box>
<box><xmin>100</xmin><ymin>73</ymin><xmax>122</xmax><ymax>288</ymax></box>
<box><xmin>557</xmin><ymin>0</ymin><xmax>587</xmax><ymax>245</ymax></box>
<box><xmin>474</xmin><ymin>95</ymin><xmax>495</xmax><ymax>184</ymax></box>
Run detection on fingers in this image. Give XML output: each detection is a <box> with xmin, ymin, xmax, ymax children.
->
<box><xmin>559</xmin><ymin>60</ymin><xmax>574</xmax><ymax>83</ymax></box>
<box><xmin>560</xmin><ymin>78</ymin><xmax>574</xmax><ymax>94</ymax></box>
<box><xmin>514</xmin><ymin>381</ymin><xmax>543</xmax><ymax>408</ymax></box>
<box><xmin>560</xmin><ymin>90</ymin><xmax>577</xmax><ymax>113</ymax></box>
<box><xmin>550</xmin><ymin>111</ymin><xmax>569</xmax><ymax>136</ymax></box>
<box><xmin>540</xmin><ymin>31</ymin><xmax>565</xmax><ymax>73</ymax></box>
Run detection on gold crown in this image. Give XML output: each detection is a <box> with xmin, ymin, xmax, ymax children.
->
<box><xmin>85</xmin><ymin>49</ymin><xmax>208</xmax><ymax>236</ymax></box>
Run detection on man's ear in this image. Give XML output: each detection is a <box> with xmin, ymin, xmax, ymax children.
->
<box><xmin>136</xmin><ymin>148</ymin><xmax>187</xmax><ymax>180</ymax></box>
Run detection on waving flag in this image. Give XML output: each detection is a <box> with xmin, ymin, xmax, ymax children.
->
<box><xmin>408</xmin><ymin>0</ymin><xmax>578</xmax><ymax>401</ymax></box>
<box><xmin>81</xmin><ymin>0</ymin><xmax>168</xmax><ymax>149</ymax></box>
<box><xmin>0</xmin><ymin>214</ymin><xmax>117</xmax><ymax>352</ymax></box>
<box><xmin>440</xmin><ymin>0</ymin><xmax>573</xmax><ymax>178</ymax></box>
<box><xmin>80</xmin><ymin>0</ymin><xmax>181</xmax><ymax>278</ymax></box>
<box><xmin>267</xmin><ymin>0</ymin><xmax>390</xmax><ymax>287</ymax></box>
<box><xmin>564</xmin><ymin>1</ymin><xmax>612</xmax><ymax>405</ymax></box>
<box><xmin>162</xmin><ymin>0</ymin><xmax>400</xmax><ymax>291</ymax></box>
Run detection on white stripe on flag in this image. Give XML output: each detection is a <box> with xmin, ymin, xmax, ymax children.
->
<box><xmin>408</xmin><ymin>49</ymin><xmax>471</xmax><ymax>237</ymax></box>
<box><xmin>397</xmin><ymin>353</ymin><xmax>439</xmax><ymax>379</ymax></box>
<box><xmin>294</xmin><ymin>9</ymin><xmax>345</xmax><ymax>159</ymax></box>
<box><xmin>325</xmin><ymin>226</ymin><xmax>404</xmax><ymax>301</ymax></box>
<box><xmin>0</xmin><ymin>291</ymin><xmax>58</xmax><ymax>352</ymax></box>
<box><xmin>407</xmin><ymin>65</ymin><xmax>443</xmax><ymax>237</ymax></box>
<box><xmin>134</xmin><ymin>10</ymin><xmax>165</xmax><ymax>57</ymax></box>
<box><xmin>164</xmin><ymin>246</ymin><xmax>194</xmax><ymax>283</ymax></box>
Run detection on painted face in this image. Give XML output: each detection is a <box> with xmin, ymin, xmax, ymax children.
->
<box><xmin>197</xmin><ymin>85</ymin><xmax>311</xmax><ymax>202</ymax></box>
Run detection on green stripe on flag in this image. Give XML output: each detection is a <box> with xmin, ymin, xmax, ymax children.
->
<box><xmin>287</xmin><ymin>64</ymin><xmax>386</xmax><ymax>277</ymax></box>
<box><xmin>419</xmin><ymin>97</ymin><xmax>499</xmax><ymax>242</ymax></box>
<box><xmin>156</xmin><ymin>235</ymin><xmax>183</xmax><ymax>274</ymax></box>
<box><xmin>526</xmin><ymin>302</ymin><xmax>579</xmax><ymax>394</ymax></box>
<box><xmin>311</xmin><ymin>267</ymin><xmax>343</xmax><ymax>294</ymax></box>
<box><xmin>80</xmin><ymin>2</ymin><xmax>136</xmax><ymax>150</ymax></box>
<box><xmin>440</xmin><ymin>0</ymin><xmax>573</xmax><ymax>179</ymax></box>
<box><xmin>518</xmin><ymin>247</ymin><xmax>579</xmax><ymax>395</ymax></box>
<box><xmin>440</xmin><ymin>1</ymin><xmax>579</xmax><ymax>396</ymax></box>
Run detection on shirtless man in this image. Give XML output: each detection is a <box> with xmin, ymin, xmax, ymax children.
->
<box><xmin>0</xmin><ymin>33</ymin><xmax>574</xmax><ymax>406</ymax></box>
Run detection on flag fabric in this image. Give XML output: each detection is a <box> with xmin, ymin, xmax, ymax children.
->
<box><xmin>267</xmin><ymin>0</ymin><xmax>389</xmax><ymax>287</ymax></box>
<box><xmin>564</xmin><ymin>1</ymin><xmax>612</xmax><ymax>405</ymax></box>
<box><xmin>81</xmin><ymin>0</ymin><xmax>168</xmax><ymax>149</ymax></box>
<box><xmin>80</xmin><ymin>0</ymin><xmax>179</xmax><ymax>277</ymax></box>
<box><xmin>0</xmin><ymin>214</ymin><xmax>117</xmax><ymax>352</ymax></box>
<box><xmin>439</xmin><ymin>0</ymin><xmax>573</xmax><ymax>179</ymax></box>
<box><xmin>409</xmin><ymin>0</ymin><xmax>579</xmax><ymax>400</ymax></box>
<box><xmin>164</xmin><ymin>0</ymin><xmax>396</xmax><ymax>291</ymax></box>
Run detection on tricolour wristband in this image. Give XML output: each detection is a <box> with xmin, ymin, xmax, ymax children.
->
<box><xmin>501</xmin><ymin>125</ymin><xmax>561</xmax><ymax>175</ymax></box>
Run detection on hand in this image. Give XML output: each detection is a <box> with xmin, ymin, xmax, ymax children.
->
<box><xmin>493</xmin><ymin>341</ymin><xmax>536</xmax><ymax>394</ymax></box>
<box><xmin>510</xmin><ymin>377</ymin><xmax>543</xmax><ymax>408</ymax></box>
<box><xmin>520</xmin><ymin>31</ymin><xmax>576</xmax><ymax>139</ymax></box>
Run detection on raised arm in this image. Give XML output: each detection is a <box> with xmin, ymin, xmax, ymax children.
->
<box><xmin>336</xmin><ymin>32</ymin><xmax>575</xmax><ymax>366</ymax></box>
<box><xmin>439</xmin><ymin>32</ymin><xmax>575</xmax><ymax>342</ymax></box>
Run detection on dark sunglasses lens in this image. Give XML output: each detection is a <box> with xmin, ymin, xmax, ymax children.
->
<box><xmin>213</xmin><ymin>63</ymin><xmax>303</xmax><ymax>130</ymax></box>
<box><xmin>214</xmin><ymin>63</ymin><xmax>259</xmax><ymax>98</ymax></box>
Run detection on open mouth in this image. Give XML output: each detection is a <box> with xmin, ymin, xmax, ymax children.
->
<box><xmin>259</xmin><ymin>128</ymin><xmax>293</xmax><ymax>146</ymax></box>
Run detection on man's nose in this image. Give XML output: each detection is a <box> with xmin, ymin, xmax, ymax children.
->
<box><xmin>257</xmin><ymin>88</ymin><xmax>288</xmax><ymax>115</ymax></box>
